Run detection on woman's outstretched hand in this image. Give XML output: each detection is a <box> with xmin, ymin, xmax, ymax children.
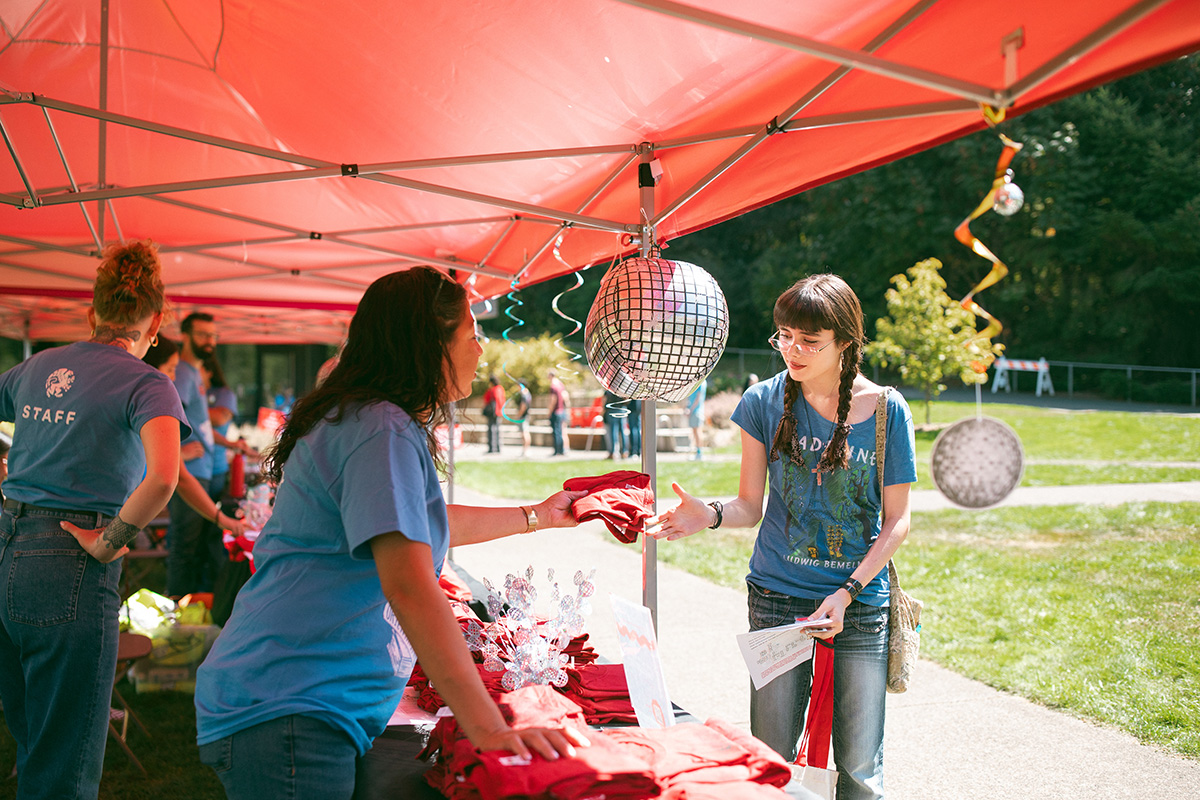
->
<box><xmin>473</xmin><ymin>724</ymin><xmax>591</xmax><ymax>761</ymax></box>
<box><xmin>645</xmin><ymin>482</ymin><xmax>710</xmax><ymax>541</ymax></box>
<box><xmin>537</xmin><ymin>490</ymin><xmax>588</xmax><ymax>529</ymax></box>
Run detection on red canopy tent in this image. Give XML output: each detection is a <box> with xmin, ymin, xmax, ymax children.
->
<box><xmin>2</xmin><ymin>0</ymin><xmax>1198</xmax><ymax>343</ymax></box>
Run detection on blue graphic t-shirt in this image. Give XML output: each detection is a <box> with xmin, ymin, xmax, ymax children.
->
<box><xmin>195</xmin><ymin>401</ymin><xmax>449</xmax><ymax>755</ymax></box>
<box><xmin>731</xmin><ymin>372</ymin><xmax>917</xmax><ymax>606</ymax></box>
<box><xmin>175</xmin><ymin>359</ymin><xmax>214</xmax><ymax>480</ymax></box>
<box><xmin>0</xmin><ymin>342</ymin><xmax>189</xmax><ymax>517</ymax></box>
<box><xmin>206</xmin><ymin>386</ymin><xmax>238</xmax><ymax>477</ymax></box>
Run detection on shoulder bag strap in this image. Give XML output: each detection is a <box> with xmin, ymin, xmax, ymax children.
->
<box><xmin>876</xmin><ymin>388</ymin><xmax>901</xmax><ymax>585</ymax></box>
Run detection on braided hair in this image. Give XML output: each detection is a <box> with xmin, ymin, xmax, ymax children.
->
<box><xmin>767</xmin><ymin>274</ymin><xmax>865</xmax><ymax>478</ymax></box>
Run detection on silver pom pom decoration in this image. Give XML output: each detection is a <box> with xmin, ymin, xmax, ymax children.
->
<box><xmin>930</xmin><ymin>416</ymin><xmax>1025</xmax><ymax>508</ymax></box>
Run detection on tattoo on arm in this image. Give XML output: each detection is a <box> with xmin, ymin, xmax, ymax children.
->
<box><xmin>101</xmin><ymin>516</ymin><xmax>140</xmax><ymax>551</ymax></box>
<box><xmin>91</xmin><ymin>325</ymin><xmax>142</xmax><ymax>345</ymax></box>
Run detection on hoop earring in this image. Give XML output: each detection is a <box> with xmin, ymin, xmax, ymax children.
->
<box><xmin>150</xmin><ymin>334</ymin><xmax>159</xmax><ymax>347</ymax></box>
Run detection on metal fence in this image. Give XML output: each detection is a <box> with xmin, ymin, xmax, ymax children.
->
<box><xmin>712</xmin><ymin>348</ymin><xmax>1199</xmax><ymax>408</ymax></box>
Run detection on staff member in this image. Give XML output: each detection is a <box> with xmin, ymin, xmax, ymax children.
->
<box><xmin>195</xmin><ymin>267</ymin><xmax>588</xmax><ymax>799</ymax></box>
<box><xmin>0</xmin><ymin>240</ymin><xmax>188</xmax><ymax>799</ymax></box>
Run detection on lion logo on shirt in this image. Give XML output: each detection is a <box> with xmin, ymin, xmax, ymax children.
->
<box><xmin>45</xmin><ymin>368</ymin><xmax>75</xmax><ymax>398</ymax></box>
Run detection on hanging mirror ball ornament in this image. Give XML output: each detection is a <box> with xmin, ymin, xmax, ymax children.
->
<box><xmin>992</xmin><ymin>169</ymin><xmax>1025</xmax><ymax>216</ymax></box>
<box><xmin>930</xmin><ymin>416</ymin><xmax>1025</xmax><ymax>508</ymax></box>
<box><xmin>584</xmin><ymin>257</ymin><xmax>729</xmax><ymax>402</ymax></box>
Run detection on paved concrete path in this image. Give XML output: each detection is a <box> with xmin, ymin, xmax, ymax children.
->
<box><xmin>445</xmin><ymin>482</ymin><xmax>1200</xmax><ymax>799</ymax></box>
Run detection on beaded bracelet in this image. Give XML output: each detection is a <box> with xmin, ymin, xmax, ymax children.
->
<box><xmin>708</xmin><ymin>500</ymin><xmax>723</xmax><ymax>529</ymax></box>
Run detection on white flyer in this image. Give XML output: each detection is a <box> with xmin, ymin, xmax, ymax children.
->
<box><xmin>736</xmin><ymin>621</ymin><xmax>818</xmax><ymax>690</ymax></box>
<box><xmin>609</xmin><ymin>593</ymin><xmax>674</xmax><ymax>728</ymax></box>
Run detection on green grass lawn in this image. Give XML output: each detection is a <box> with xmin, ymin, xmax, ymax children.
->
<box><xmin>453</xmin><ymin>402</ymin><xmax>1200</xmax><ymax>759</ymax></box>
<box><xmin>455</xmin><ymin>400</ymin><xmax>1200</xmax><ymax>500</ymax></box>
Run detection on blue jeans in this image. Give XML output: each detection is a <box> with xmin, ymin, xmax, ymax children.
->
<box><xmin>167</xmin><ymin>478</ymin><xmax>220</xmax><ymax>596</ymax></box>
<box><xmin>486</xmin><ymin>417</ymin><xmax>503</xmax><ymax>452</ymax></box>
<box><xmin>604</xmin><ymin>417</ymin><xmax>627</xmax><ymax>456</ymax></box>
<box><xmin>199</xmin><ymin>714</ymin><xmax>359</xmax><ymax>800</ymax></box>
<box><xmin>0</xmin><ymin>506</ymin><xmax>122</xmax><ymax>799</ymax></box>
<box><xmin>747</xmin><ymin>581</ymin><xmax>889</xmax><ymax>800</ymax></box>
<box><xmin>550</xmin><ymin>410</ymin><xmax>566</xmax><ymax>455</ymax></box>
<box><xmin>626</xmin><ymin>413</ymin><xmax>641</xmax><ymax>456</ymax></box>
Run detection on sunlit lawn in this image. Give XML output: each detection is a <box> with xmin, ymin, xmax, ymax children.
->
<box><xmin>456</xmin><ymin>400</ymin><xmax>1199</xmax><ymax>500</ymax></box>
<box><xmin>452</xmin><ymin>402</ymin><xmax>1200</xmax><ymax>759</ymax></box>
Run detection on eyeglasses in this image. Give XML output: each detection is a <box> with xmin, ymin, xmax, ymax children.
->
<box><xmin>768</xmin><ymin>331</ymin><xmax>836</xmax><ymax>356</ymax></box>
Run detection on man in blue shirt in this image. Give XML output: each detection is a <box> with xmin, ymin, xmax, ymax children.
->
<box><xmin>167</xmin><ymin>312</ymin><xmax>220</xmax><ymax>596</ymax></box>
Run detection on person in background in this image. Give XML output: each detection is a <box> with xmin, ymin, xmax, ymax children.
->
<box><xmin>0</xmin><ymin>239</ymin><xmax>186</xmax><ymax>799</ymax></box>
<box><xmin>167</xmin><ymin>312</ymin><xmax>218</xmax><ymax>596</ymax></box>
<box><xmin>626</xmin><ymin>398</ymin><xmax>642</xmax><ymax>459</ymax></box>
<box><xmin>602</xmin><ymin>389</ymin><xmax>628</xmax><ymax>460</ymax></box>
<box><xmin>548</xmin><ymin>369</ymin><xmax>570</xmax><ymax>456</ymax></box>
<box><xmin>195</xmin><ymin>268</ymin><xmax>589</xmax><ymax>799</ymax></box>
<box><xmin>513</xmin><ymin>381</ymin><xmax>533</xmax><ymax>458</ymax></box>
<box><xmin>649</xmin><ymin>273</ymin><xmax>917</xmax><ymax>800</ymax></box>
<box><xmin>143</xmin><ymin>338</ymin><xmax>245</xmax><ymax>540</ymax></box>
<box><xmin>684</xmin><ymin>378</ymin><xmax>707</xmax><ymax>461</ymax></box>
<box><xmin>203</xmin><ymin>354</ymin><xmax>255</xmax><ymax>504</ymax></box>
<box><xmin>482</xmin><ymin>373</ymin><xmax>506</xmax><ymax>454</ymax></box>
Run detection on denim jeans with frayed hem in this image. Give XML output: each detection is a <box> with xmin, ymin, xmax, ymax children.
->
<box><xmin>199</xmin><ymin>714</ymin><xmax>359</xmax><ymax>800</ymax></box>
<box><xmin>747</xmin><ymin>580</ymin><xmax>889</xmax><ymax>800</ymax></box>
<box><xmin>0</xmin><ymin>507</ymin><xmax>121</xmax><ymax>800</ymax></box>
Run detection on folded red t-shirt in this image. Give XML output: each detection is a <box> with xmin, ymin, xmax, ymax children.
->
<box><xmin>564</xmin><ymin>470</ymin><xmax>655</xmax><ymax>543</ymax></box>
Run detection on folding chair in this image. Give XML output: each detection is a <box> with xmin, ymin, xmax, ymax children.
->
<box><xmin>108</xmin><ymin>632</ymin><xmax>152</xmax><ymax>774</ymax></box>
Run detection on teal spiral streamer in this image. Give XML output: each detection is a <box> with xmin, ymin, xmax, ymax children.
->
<box><xmin>499</xmin><ymin>279</ymin><xmax>529</xmax><ymax>424</ymax></box>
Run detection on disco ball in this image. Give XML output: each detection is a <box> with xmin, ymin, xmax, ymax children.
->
<box><xmin>930</xmin><ymin>417</ymin><xmax>1025</xmax><ymax>508</ymax></box>
<box><xmin>584</xmin><ymin>257</ymin><xmax>729</xmax><ymax>402</ymax></box>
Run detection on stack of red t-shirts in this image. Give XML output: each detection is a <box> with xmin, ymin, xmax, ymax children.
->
<box><xmin>601</xmin><ymin>718</ymin><xmax>792</xmax><ymax>792</ymax></box>
<box><xmin>422</xmin><ymin>685</ymin><xmax>659</xmax><ymax>800</ymax></box>
<box><xmin>413</xmin><ymin>663</ymin><xmax>508</xmax><ymax>714</ymax></box>
<box><xmin>563</xmin><ymin>470</ymin><xmax>655</xmax><ymax>543</ymax></box>
<box><xmin>422</xmin><ymin>685</ymin><xmax>794</xmax><ymax>800</ymax></box>
<box><xmin>555</xmin><ymin>662</ymin><xmax>637</xmax><ymax>725</ymax></box>
<box><xmin>561</xmin><ymin>632</ymin><xmax>599</xmax><ymax>666</ymax></box>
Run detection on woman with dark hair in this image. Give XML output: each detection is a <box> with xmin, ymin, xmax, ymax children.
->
<box><xmin>143</xmin><ymin>338</ymin><xmax>245</xmax><ymax>539</ymax></box>
<box><xmin>0</xmin><ymin>240</ymin><xmax>188</xmax><ymax>799</ymax></box>
<box><xmin>194</xmin><ymin>267</ymin><xmax>589</xmax><ymax>799</ymax></box>
<box><xmin>649</xmin><ymin>273</ymin><xmax>917</xmax><ymax>800</ymax></box>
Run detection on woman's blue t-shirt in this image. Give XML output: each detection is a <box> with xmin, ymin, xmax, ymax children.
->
<box><xmin>731</xmin><ymin>372</ymin><xmax>917</xmax><ymax>606</ymax></box>
<box><xmin>0</xmin><ymin>342</ymin><xmax>189</xmax><ymax>516</ymax></box>
<box><xmin>194</xmin><ymin>401</ymin><xmax>450</xmax><ymax>755</ymax></box>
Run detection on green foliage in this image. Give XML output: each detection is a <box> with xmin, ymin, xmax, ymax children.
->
<box><xmin>866</xmin><ymin>258</ymin><xmax>1004</xmax><ymax>421</ymax></box>
<box><xmin>475</xmin><ymin>333</ymin><xmax>594</xmax><ymax>398</ymax></box>
<box><xmin>666</xmin><ymin>56</ymin><xmax>1200</xmax><ymax>378</ymax></box>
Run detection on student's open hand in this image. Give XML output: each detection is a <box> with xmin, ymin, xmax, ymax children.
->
<box><xmin>645</xmin><ymin>482</ymin><xmax>708</xmax><ymax>541</ymax></box>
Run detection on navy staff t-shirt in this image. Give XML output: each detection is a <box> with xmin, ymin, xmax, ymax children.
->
<box><xmin>0</xmin><ymin>341</ymin><xmax>190</xmax><ymax>517</ymax></box>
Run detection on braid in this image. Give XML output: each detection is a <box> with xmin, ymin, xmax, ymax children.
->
<box><xmin>815</xmin><ymin>341</ymin><xmax>861</xmax><ymax>475</ymax></box>
<box><xmin>768</xmin><ymin>376</ymin><xmax>802</xmax><ymax>464</ymax></box>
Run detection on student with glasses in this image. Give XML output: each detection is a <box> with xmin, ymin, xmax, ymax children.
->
<box><xmin>648</xmin><ymin>273</ymin><xmax>917</xmax><ymax>800</ymax></box>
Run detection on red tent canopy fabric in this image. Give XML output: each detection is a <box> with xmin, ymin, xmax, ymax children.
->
<box><xmin>2</xmin><ymin>0</ymin><xmax>1198</xmax><ymax>342</ymax></box>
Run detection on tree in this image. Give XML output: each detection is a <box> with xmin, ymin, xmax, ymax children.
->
<box><xmin>866</xmin><ymin>258</ymin><xmax>1004</xmax><ymax>423</ymax></box>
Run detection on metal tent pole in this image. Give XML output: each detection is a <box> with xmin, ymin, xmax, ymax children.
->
<box><xmin>637</xmin><ymin>144</ymin><xmax>661</xmax><ymax>631</ymax></box>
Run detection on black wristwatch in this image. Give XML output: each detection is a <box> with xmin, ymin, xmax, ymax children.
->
<box><xmin>839</xmin><ymin>577</ymin><xmax>864</xmax><ymax>600</ymax></box>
